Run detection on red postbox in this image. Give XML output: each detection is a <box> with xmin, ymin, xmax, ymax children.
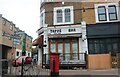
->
<box><xmin>50</xmin><ymin>52</ymin><xmax>60</xmax><ymax>76</ymax></box>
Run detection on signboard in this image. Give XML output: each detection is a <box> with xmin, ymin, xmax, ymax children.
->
<box><xmin>48</xmin><ymin>25</ymin><xmax>81</xmax><ymax>35</ymax></box>
<box><xmin>13</xmin><ymin>38</ymin><xmax>20</xmax><ymax>45</ymax></box>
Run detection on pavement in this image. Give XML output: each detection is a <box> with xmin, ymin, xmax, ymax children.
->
<box><xmin>59</xmin><ymin>69</ymin><xmax>120</xmax><ymax>75</ymax></box>
<box><xmin>5</xmin><ymin>66</ymin><xmax>120</xmax><ymax>76</ymax></box>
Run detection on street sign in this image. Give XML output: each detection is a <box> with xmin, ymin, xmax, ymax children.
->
<box><xmin>14</xmin><ymin>31</ymin><xmax>24</xmax><ymax>35</ymax></box>
<box><xmin>13</xmin><ymin>38</ymin><xmax>20</xmax><ymax>45</ymax></box>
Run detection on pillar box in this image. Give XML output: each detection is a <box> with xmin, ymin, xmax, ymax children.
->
<box><xmin>50</xmin><ymin>52</ymin><xmax>60</xmax><ymax>76</ymax></box>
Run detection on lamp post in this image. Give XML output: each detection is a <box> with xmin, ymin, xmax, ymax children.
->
<box><xmin>14</xmin><ymin>31</ymin><xmax>26</xmax><ymax>76</ymax></box>
<box><xmin>22</xmin><ymin>33</ymin><xmax>26</xmax><ymax>56</ymax></box>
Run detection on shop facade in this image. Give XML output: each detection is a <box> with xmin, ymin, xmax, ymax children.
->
<box><xmin>37</xmin><ymin>22</ymin><xmax>88</xmax><ymax>67</ymax></box>
<box><xmin>87</xmin><ymin>22</ymin><xmax>120</xmax><ymax>55</ymax></box>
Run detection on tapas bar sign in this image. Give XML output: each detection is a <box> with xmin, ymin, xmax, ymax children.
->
<box><xmin>48</xmin><ymin>26</ymin><xmax>81</xmax><ymax>35</ymax></box>
<box><xmin>50</xmin><ymin>29</ymin><xmax>61</xmax><ymax>34</ymax></box>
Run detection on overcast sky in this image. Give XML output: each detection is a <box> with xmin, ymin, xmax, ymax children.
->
<box><xmin>0</xmin><ymin>0</ymin><xmax>40</xmax><ymax>40</ymax></box>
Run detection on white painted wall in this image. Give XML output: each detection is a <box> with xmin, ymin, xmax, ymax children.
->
<box><xmin>26</xmin><ymin>51</ymin><xmax>31</xmax><ymax>57</ymax></box>
<box><xmin>15</xmin><ymin>49</ymin><xmax>32</xmax><ymax>58</ymax></box>
<box><xmin>15</xmin><ymin>49</ymin><xmax>22</xmax><ymax>58</ymax></box>
<box><xmin>38</xmin><ymin>48</ymin><xmax>42</xmax><ymax>65</ymax></box>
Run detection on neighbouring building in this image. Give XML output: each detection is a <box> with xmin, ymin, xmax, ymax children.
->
<box><xmin>0</xmin><ymin>14</ymin><xmax>33</xmax><ymax>60</ymax></box>
<box><xmin>86</xmin><ymin>2</ymin><xmax>120</xmax><ymax>55</ymax></box>
<box><xmin>33</xmin><ymin>1</ymin><xmax>120</xmax><ymax>68</ymax></box>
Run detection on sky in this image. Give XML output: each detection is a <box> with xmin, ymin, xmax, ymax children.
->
<box><xmin>0</xmin><ymin>0</ymin><xmax>40</xmax><ymax>40</ymax></box>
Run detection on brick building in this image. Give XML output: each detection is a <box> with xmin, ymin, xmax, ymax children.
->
<box><xmin>0</xmin><ymin>14</ymin><xmax>33</xmax><ymax>60</ymax></box>
<box><xmin>34</xmin><ymin>1</ymin><xmax>120</xmax><ymax>68</ymax></box>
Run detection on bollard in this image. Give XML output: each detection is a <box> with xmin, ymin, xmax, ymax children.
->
<box><xmin>50</xmin><ymin>52</ymin><xmax>60</xmax><ymax>77</ymax></box>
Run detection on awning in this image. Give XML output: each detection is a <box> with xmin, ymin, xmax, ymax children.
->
<box><xmin>32</xmin><ymin>35</ymin><xmax>43</xmax><ymax>46</ymax></box>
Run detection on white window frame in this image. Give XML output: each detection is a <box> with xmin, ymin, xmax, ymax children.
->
<box><xmin>95</xmin><ymin>3</ymin><xmax>120</xmax><ymax>23</ymax></box>
<box><xmin>54</xmin><ymin>6</ymin><xmax>74</xmax><ymax>25</ymax></box>
<box><xmin>40</xmin><ymin>9</ymin><xmax>45</xmax><ymax>27</ymax></box>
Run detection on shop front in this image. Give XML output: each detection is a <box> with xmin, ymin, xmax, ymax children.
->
<box><xmin>87</xmin><ymin>22</ymin><xmax>120</xmax><ymax>69</ymax></box>
<box><xmin>42</xmin><ymin>23</ymin><xmax>88</xmax><ymax>68</ymax></box>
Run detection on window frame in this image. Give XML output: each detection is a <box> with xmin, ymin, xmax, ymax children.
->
<box><xmin>56</xmin><ymin>9</ymin><xmax>63</xmax><ymax>23</ymax></box>
<box><xmin>10</xmin><ymin>23</ymin><xmax>13</xmax><ymax>31</ymax></box>
<box><xmin>98</xmin><ymin>6</ymin><xmax>107</xmax><ymax>21</ymax></box>
<box><xmin>108</xmin><ymin>5</ymin><xmax>118</xmax><ymax>21</ymax></box>
<box><xmin>95</xmin><ymin>3</ymin><xmax>119</xmax><ymax>23</ymax></box>
<box><xmin>49</xmin><ymin>38</ymin><xmax>79</xmax><ymax>60</ymax></box>
<box><xmin>64</xmin><ymin>8</ymin><xmax>71</xmax><ymax>22</ymax></box>
<box><xmin>40</xmin><ymin>9</ymin><xmax>45</xmax><ymax>27</ymax></box>
<box><xmin>54</xmin><ymin>6</ymin><xmax>74</xmax><ymax>25</ymax></box>
<box><xmin>88</xmin><ymin>38</ymin><xmax>120</xmax><ymax>55</ymax></box>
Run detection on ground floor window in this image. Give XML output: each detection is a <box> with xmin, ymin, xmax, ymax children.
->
<box><xmin>88</xmin><ymin>38</ymin><xmax>120</xmax><ymax>55</ymax></box>
<box><xmin>49</xmin><ymin>38</ymin><xmax>79</xmax><ymax>61</ymax></box>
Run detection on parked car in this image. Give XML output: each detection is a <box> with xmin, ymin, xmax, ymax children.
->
<box><xmin>12</xmin><ymin>56</ymin><xmax>32</xmax><ymax>67</ymax></box>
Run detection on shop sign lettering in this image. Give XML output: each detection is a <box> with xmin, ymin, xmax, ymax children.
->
<box><xmin>50</xmin><ymin>29</ymin><xmax>61</xmax><ymax>34</ymax></box>
<box><xmin>68</xmin><ymin>28</ymin><xmax>76</xmax><ymax>32</ymax></box>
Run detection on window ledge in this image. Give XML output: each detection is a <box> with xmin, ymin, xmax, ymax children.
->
<box><xmin>96</xmin><ymin>20</ymin><xmax>120</xmax><ymax>24</ymax></box>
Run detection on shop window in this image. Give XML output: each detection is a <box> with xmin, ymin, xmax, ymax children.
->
<box><xmin>49</xmin><ymin>38</ymin><xmax>79</xmax><ymax>61</ymax></box>
<box><xmin>50</xmin><ymin>43</ymin><xmax>56</xmax><ymax>52</ymax></box>
<box><xmin>72</xmin><ymin>42</ymin><xmax>78</xmax><ymax>60</ymax></box>
<box><xmin>58</xmin><ymin>43</ymin><xmax>63</xmax><ymax>61</ymax></box>
<box><xmin>64</xmin><ymin>43</ymin><xmax>70</xmax><ymax>61</ymax></box>
<box><xmin>88</xmin><ymin>38</ymin><xmax>120</xmax><ymax>55</ymax></box>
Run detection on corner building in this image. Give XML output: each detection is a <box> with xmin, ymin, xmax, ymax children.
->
<box><xmin>36</xmin><ymin>2</ymin><xmax>88</xmax><ymax>68</ymax></box>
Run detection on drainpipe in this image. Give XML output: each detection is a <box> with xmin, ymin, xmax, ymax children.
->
<box><xmin>81</xmin><ymin>21</ymin><xmax>88</xmax><ymax>54</ymax></box>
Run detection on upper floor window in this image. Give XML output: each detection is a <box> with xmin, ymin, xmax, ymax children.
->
<box><xmin>54</xmin><ymin>6</ymin><xmax>74</xmax><ymax>25</ymax></box>
<box><xmin>108</xmin><ymin>5</ymin><xmax>118</xmax><ymax>21</ymax></box>
<box><xmin>2</xmin><ymin>19</ymin><xmax>6</xmax><ymax>26</ymax></box>
<box><xmin>65</xmin><ymin>9</ymin><xmax>71</xmax><ymax>22</ymax></box>
<box><xmin>40</xmin><ymin>9</ymin><xmax>45</xmax><ymax>27</ymax></box>
<box><xmin>95</xmin><ymin>3</ymin><xmax>119</xmax><ymax>23</ymax></box>
<box><xmin>98</xmin><ymin>6</ymin><xmax>107</xmax><ymax>21</ymax></box>
<box><xmin>57</xmin><ymin>9</ymin><xmax>63</xmax><ymax>23</ymax></box>
<box><xmin>10</xmin><ymin>23</ymin><xmax>13</xmax><ymax>30</ymax></box>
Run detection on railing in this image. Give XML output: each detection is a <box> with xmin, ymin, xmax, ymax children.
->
<box><xmin>43</xmin><ymin>53</ymin><xmax>87</xmax><ymax>68</ymax></box>
<box><xmin>2</xmin><ymin>60</ymin><xmax>50</xmax><ymax>76</ymax></box>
